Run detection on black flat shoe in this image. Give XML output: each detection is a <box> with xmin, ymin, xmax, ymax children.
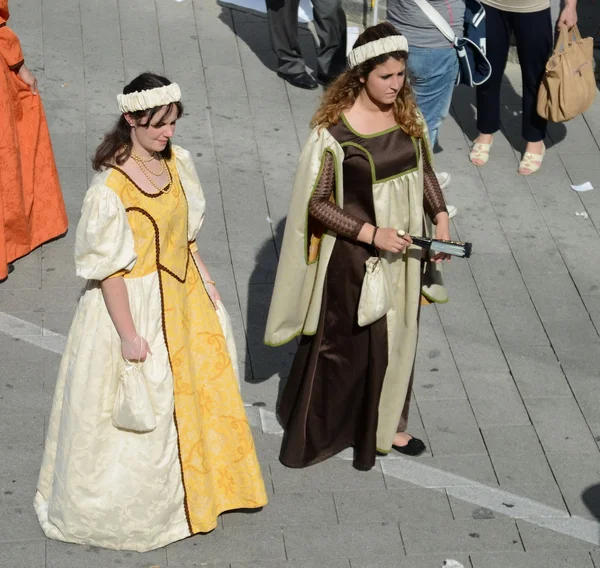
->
<box><xmin>317</xmin><ymin>72</ymin><xmax>337</xmax><ymax>87</ymax></box>
<box><xmin>1</xmin><ymin>263</ymin><xmax>14</xmax><ymax>283</ymax></box>
<box><xmin>278</xmin><ymin>71</ymin><xmax>318</xmax><ymax>90</ymax></box>
<box><xmin>392</xmin><ymin>437</ymin><xmax>426</xmax><ymax>456</ymax></box>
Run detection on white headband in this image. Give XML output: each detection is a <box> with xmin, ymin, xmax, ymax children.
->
<box><xmin>347</xmin><ymin>36</ymin><xmax>409</xmax><ymax>69</ymax></box>
<box><xmin>117</xmin><ymin>83</ymin><xmax>182</xmax><ymax>114</ymax></box>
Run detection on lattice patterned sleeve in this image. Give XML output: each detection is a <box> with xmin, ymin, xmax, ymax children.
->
<box><xmin>308</xmin><ymin>152</ymin><xmax>365</xmax><ymax>240</ymax></box>
<box><xmin>422</xmin><ymin>145</ymin><xmax>448</xmax><ymax>223</ymax></box>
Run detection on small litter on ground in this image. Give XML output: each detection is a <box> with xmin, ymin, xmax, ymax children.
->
<box><xmin>571</xmin><ymin>181</ymin><xmax>594</xmax><ymax>192</ymax></box>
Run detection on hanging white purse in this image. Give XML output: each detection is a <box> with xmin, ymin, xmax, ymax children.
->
<box><xmin>112</xmin><ymin>339</ymin><xmax>156</xmax><ymax>433</ymax></box>
<box><xmin>357</xmin><ymin>255</ymin><xmax>393</xmax><ymax>327</ymax></box>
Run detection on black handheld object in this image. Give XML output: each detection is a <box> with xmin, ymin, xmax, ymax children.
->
<box><xmin>397</xmin><ymin>230</ymin><xmax>472</xmax><ymax>258</ymax></box>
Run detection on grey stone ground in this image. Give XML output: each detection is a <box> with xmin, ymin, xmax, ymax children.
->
<box><xmin>1</xmin><ymin>0</ymin><xmax>600</xmax><ymax>566</ymax></box>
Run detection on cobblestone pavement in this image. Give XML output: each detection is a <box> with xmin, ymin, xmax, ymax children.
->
<box><xmin>1</xmin><ymin>0</ymin><xmax>600</xmax><ymax>566</ymax></box>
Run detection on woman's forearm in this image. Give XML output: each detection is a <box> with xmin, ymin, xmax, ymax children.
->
<box><xmin>434</xmin><ymin>211</ymin><xmax>450</xmax><ymax>229</ymax></box>
<box><xmin>100</xmin><ymin>276</ymin><xmax>136</xmax><ymax>342</ymax></box>
<box><xmin>192</xmin><ymin>250</ymin><xmax>213</xmax><ymax>283</ymax></box>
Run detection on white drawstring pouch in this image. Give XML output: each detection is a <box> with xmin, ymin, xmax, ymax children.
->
<box><xmin>357</xmin><ymin>256</ymin><xmax>393</xmax><ymax>327</ymax></box>
<box><xmin>112</xmin><ymin>340</ymin><xmax>156</xmax><ymax>433</ymax></box>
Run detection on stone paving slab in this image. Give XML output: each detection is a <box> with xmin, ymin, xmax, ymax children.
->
<box><xmin>517</xmin><ymin>520</ymin><xmax>600</xmax><ymax>552</ymax></box>
<box><xmin>283</xmin><ymin>523</ymin><xmax>403</xmax><ymax>561</ymax></box>
<box><xmin>166</xmin><ymin>526</ymin><xmax>286</xmax><ymax>564</ymax></box>
<box><xmin>546</xmin><ymin>452</ymin><xmax>600</xmax><ymax>519</ymax></box>
<box><xmin>231</xmin><ymin>562</ymin><xmax>349</xmax><ymax>568</ymax></box>
<box><xmin>232</xmin><ymin>562</ymin><xmax>351</xmax><ymax>568</ymax></box>
<box><xmin>222</xmin><ymin>491</ymin><xmax>338</xmax><ymax>527</ymax></box>
<box><xmin>399</xmin><ymin>519</ymin><xmax>523</xmax><ymax>555</ymax></box>
<box><xmin>2</xmin><ymin>0</ymin><xmax>600</xmax><ymax>565</ymax></box>
<box><xmin>350</xmin><ymin>556</ymin><xmax>472</xmax><ymax>568</ymax></box>
<box><xmin>333</xmin><ymin>488</ymin><xmax>454</xmax><ymax>524</ymax></box>
<box><xmin>383</xmin><ymin>455</ymin><xmax>499</xmax><ymax>491</ymax></box>
<box><xmin>0</xmin><ymin>541</ymin><xmax>46</xmax><ymax>568</ymax></box>
<box><xmin>470</xmin><ymin>551</ymin><xmax>595</xmax><ymax>568</ymax></box>
<box><xmin>45</xmin><ymin>541</ymin><xmax>168</xmax><ymax>568</ymax></box>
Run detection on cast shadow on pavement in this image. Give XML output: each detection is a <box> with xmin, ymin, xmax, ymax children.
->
<box><xmin>583</xmin><ymin>484</ymin><xmax>600</xmax><ymax>517</ymax></box>
<box><xmin>244</xmin><ymin>218</ymin><xmax>292</xmax><ymax>410</ymax></box>
<box><xmin>582</xmin><ymin>484</ymin><xmax>600</xmax><ymax>544</ymax></box>
<box><xmin>217</xmin><ymin>4</ymin><xmax>319</xmax><ymax>76</ymax></box>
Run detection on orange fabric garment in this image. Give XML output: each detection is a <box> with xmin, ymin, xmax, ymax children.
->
<box><xmin>0</xmin><ymin>0</ymin><xmax>68</xmax><ymax>280</ymax></box>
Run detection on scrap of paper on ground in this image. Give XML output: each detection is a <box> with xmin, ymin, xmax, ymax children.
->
<box><xmin>571</xmin><ymin>181</ymin><xmax>594</xmax><ymax>192</ymax></box>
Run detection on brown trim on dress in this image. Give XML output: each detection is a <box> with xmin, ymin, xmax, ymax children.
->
<box><xmin>159</xmin><ymin>258</ymin><xmax>189</xmax><ymax>284</ymax></box>
<box><xmin>9</xmin><ymin>58</ymin><xmax>24</xmax><ymax>71</ymax></box>
<box><xmin>124</xmin><ymin>204</ymin><xmax>193</xmax><ymax>534</ymax></box>
<box><xmin>0</xmin><ymin>23</ymin><xmax>6</xmax><ymax>28</ymax></box>
<box><xmin>125</xmin><ymin>206</ymin><xmax>189</xmax><ymax>284</ymax></box>
<box><xmin>108</xmin><ymin>164</ymin><xmax>172</xmax><ymax>199</ymax></box>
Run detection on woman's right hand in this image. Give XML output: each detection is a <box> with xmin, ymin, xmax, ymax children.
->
<box><xmin>557</xmin><ymin>3</ymin><xmax>577</xmax><ymax>28</ymax></box>
<box><xmin>374</xmin><ymin>228</ymin><xmax>412</xmax><ymax>253</ymax></box>
<box><xmin>121</xmin><ymin>335</ymin><xmax>152</xmax><ymax>362</ymax></box>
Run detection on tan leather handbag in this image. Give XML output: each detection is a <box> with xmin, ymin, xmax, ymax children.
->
<box><xmin>537</xmin><ymin>25</ymin><xmax>596</xmax><ymax>123</ymax></box>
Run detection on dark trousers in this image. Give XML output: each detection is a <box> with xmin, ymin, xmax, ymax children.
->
<box><xmin>265</xmin><ymin>0</ymin><xmax>347</xmax><ymax>77</ymax></box>
<box><xmin>476</xmin><ymin>6</ymin><xmax>553</xmax><ymax>142</ymax></box>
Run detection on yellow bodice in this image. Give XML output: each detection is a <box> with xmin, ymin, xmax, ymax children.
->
<box><xmin>105</xmin><ymin>157</ymin><xmax>190</xmax><ymax>280</ymax></box>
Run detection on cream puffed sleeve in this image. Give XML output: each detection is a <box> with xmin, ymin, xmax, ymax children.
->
<box><xmin>173</xmin><ymin>145</ymin><xmax>206</xmax><ymax>243</ymax></box>
<box><xmin>74</xmin><ymin>184</ymin><xmax>137</xmax><ymax>281</ymax></box>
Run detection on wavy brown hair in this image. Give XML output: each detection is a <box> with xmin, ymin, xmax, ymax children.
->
<box><xmin>92</xmin><ymin>73</ymin><xmax>184</xmax><ymax>171</ymax></box>
<box><xmin>311</xmin><ymin>22</ymin><xmax>423</xmax><ymax>138</ymax></box>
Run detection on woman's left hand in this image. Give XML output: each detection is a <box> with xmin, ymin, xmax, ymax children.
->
<box><xmin>17</xmin><ymin>65</ymin><xmax>38</xmax><ymax>95</ymax></box>
<box><xmin>558</xmin><ymin>4</ymin><xmax>578</xmax><ymax>28</ymax></box>
<box><xmin>206</xmin><ymin>281</ymin><xmax>221</xmax><ymax>305</ymax></box>
<box><xmin>432</xmin><ymin>221</ymin><xmax>452</xmax><ymax>263</ymax></box>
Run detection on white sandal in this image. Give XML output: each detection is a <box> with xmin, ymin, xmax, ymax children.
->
<box><xmin>469</xmin><ymin>137</ymin><xmax>493</xmax><ymax>166</ymax></box>
<box><xmin>518</xmin><ymin>143</ymin><xmax>545</xmax><ymax>176</ymax></box>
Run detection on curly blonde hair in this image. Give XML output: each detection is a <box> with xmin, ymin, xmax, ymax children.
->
<box><xmin>311</xmin><ymin>22</ymin><xmax>424</xmax><ymax>138</ymax></box>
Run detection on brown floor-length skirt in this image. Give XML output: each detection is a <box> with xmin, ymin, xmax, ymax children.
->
<box><xmin>278</xmin><ymin>236</ymin><xmax>389</xmax><ymax>471</ymax></box>
<box><xmin>278</xmin><ymin>247</ymin><xmax>426</xmax><ymax>470</ymax></box>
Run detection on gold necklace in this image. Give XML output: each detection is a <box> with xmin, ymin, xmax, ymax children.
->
<box><xmin>132</xmin><ymin>151</ymin><xmax>155</xmax><ymax>164</ymax></box>
<box><xmin>130</xmin><ymin>147</ymin><xmax>157</xmax><ymax>164</ymax></box>
<box><xmin>131</xmin><ymin>150</ymin><xmax>165</xmax><ymax>177</ymax></box>
<box><xmin>136</xmin><ymin>161</ymin><xmax>172</xmax><ymax>194</ymax></box>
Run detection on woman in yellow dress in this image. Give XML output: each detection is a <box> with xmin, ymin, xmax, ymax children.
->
<box><xmin>34</xmin><ymin>73</ymin><xmax>267</xmax><ymax>552</ymax></box>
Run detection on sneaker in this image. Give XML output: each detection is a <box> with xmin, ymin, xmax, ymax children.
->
<box><xmin>435</xmin><ymin>171</ymin><xmax>451</xmax><ymax>189</ymax></box>
<box><xmin>447</xmin><ymin>204</ymin><xmax>457</xmax><ymax>219</ymax></box>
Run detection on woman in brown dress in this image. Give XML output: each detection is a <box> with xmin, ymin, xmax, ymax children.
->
<box><xmin>264</xmin><ymin>22</ymin><xmax>451</xmax><ymax>471</ymax></box>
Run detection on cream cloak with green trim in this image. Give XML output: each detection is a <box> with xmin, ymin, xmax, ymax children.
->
<box><xmin>264</xmin><ymin>125</ymin><xmax>443</xmax><ymax>453</ymax></box>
